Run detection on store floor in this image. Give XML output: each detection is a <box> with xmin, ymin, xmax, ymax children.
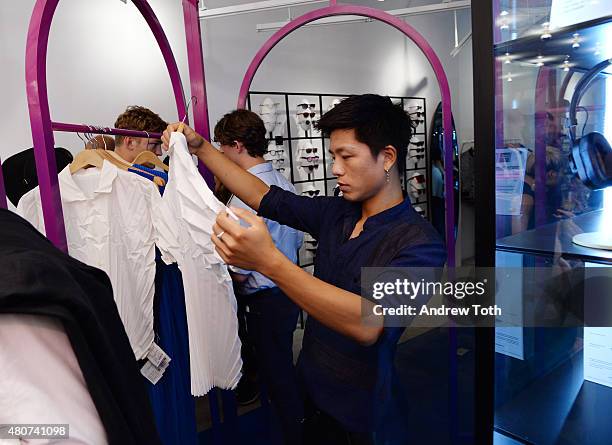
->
<box><xmin>195</xmin><ymin>325</ymin><xmax>476</xmax><ymax>445</ymax></box>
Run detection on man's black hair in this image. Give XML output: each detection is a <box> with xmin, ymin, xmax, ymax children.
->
<box><xmin>315</xmin><ymin>94</ymin><xmax>412</xmax><ymax>174</ymax></box>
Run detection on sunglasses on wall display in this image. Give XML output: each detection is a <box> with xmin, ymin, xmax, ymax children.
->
<box><xmin>301</xmin><ymin>155</ymin><xmax>320</xmax><ymax>162</ymax></box>
<box><xmin>301</xmin><ymin>189</ymin><xmax>320</xmax><ymax>197</ymax></box>
<box><xmin>268</xmin><ymin>149</ymin><xmax>284</xmax><ymax>155</ymax></box>
<box><xmin>410</xmin><ymin>141</ymin><xmax>425</xmax><ymax>147</ymax></box>
<box><xmin>409</xmin><ymin>155</ymin><xmax>425</xmax><ymax>160</ymax></box>
<box><xmin>297</xmin><ymin>103</ymin><xmax>316</xmax><ymax>110</ymax></box>
<box><xmin>299</xmin><ymin>147</ymin><xmax>318</xmax><ymax>154</ymax></box>
<box><xmin>271</xmin><ymin>158</ymin><xmax>285</xmax><ymax>165</ymax></box>
<box><xmin>300</xmin><ymin>164</ymin><xmax>319</xmax><ymax>172</ymax></box>
<box><xmin>297</xmin><ymin>112</ymin><xmax>317</xmax><ymax>119</ymax></box>
<box><xmin>412</xmin><ymin>119</ymin><xmax>424</xmax><ymax>125</ymax></box>
<box><xmin>405</xmin><ymin>105</ymin><xmax>422</xmax><ymax>112</ymax></box>
<box><xmin>304</xmin><ymin>239</ymin><xmax>318</xmax><ymax>245</ymax></box>
<box><xmin>409</xmin><ymin>112</ymin><xmax>425</xmax><ymax>118</ymax></box>
<box><xmin>276</xmin><ymin>167</ymin><xmax>286</xmax><ymax>172</ymax></box>
<box><xmin>410</xmin><ymin>147</ymin><xmax>425</xmax><ymax>153</ymax></box>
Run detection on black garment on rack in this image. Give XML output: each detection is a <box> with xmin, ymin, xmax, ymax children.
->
<box><xmin>0</xmin><ymin>209</ymin><xmax>161</xmax><ymax>445</ymax></box>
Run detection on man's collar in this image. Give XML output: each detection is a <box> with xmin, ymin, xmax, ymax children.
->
<box><xmin>363</xmin><ymin>197</ymin><xmax>414</xmax><ymax>229</ymax></box>
<box><xmin>59</xmin><ymin>160</ymin><xmax>119</xmax><ymax>203</ymax></box>
<box><xmin>247</xmin><ymin>162</ymin><xmax>273</xmax><ymax>175</ymax></box>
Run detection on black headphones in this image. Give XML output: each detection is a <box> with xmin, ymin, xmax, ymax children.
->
<box><xmin>568</xmin><ymin>58</ymin><xmax>612</xmax><ymax>190</ymax></box>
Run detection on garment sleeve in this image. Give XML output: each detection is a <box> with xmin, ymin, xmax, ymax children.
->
<box><xmin>16</xmin><ymin>188</ymin><xmax>46</xmax><ymax>235</ymax></box>
<box><xmin>257</xmin><ymin>185</ymin><xmax>336</xmax><ymax>239</ymax></box>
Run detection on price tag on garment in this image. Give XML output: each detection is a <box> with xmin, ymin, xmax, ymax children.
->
<box><xmin>140</xmin><ymin>360</ymin><xmax>166</xmax><ymax>385</ymax></box>
<box><xmin>146</xmin><ymin>342</ymin><xmax>171</xmax><ymax>369</ymax></box>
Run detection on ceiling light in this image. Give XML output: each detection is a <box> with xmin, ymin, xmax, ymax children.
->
<box><xmin>572</xmin><ymin>33</ymin><xmax>580</xmax><ymax>49</ymax></box>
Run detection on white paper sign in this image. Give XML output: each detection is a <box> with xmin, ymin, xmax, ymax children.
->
<box><xmin>495</xmin><ymin>148</ymin><xmax>528</xmax><ymax>216</ymax></box>
<box><xmin>550</xmin><ymin>0</ymin><xmax>612</xmax><ymax>30</ymax></box>
<box><xmin>583</xmin><ymin>263</ymin><xmax>612</xmax><ymax>388</ymax></box>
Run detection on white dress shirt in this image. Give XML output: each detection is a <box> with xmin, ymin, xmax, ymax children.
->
<box><xmin>155</xmin><ymin>132</ymin><xmax>242</xmax><ymax>395</ymax></box>
<box><xmin>0</xmin><ymin>314</ymin><xmax>107</xmax><ymax>445</ymax></box>
<box><xmin>17</xmin><ymin>162</ymin><xmax>160</xmax><ymax>360</ymax></box>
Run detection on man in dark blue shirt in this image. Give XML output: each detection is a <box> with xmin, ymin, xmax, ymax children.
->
<box><xmin>162</xmin><ymin>95</ymin><xmax>446</xmax><ymax>444</ymax></box>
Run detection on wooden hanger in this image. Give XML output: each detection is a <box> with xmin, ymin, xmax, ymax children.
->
<box><xmin>97</xmin><ymin>150</ymin><xmax>165</xmax><ymax>187</ymax></box>
<box><xmin>70</xmin><ymin>149</ymin><xmax>105</xmax><ymax>174</ymax></box>
<box><xmin>132</xmin><ymin>151</ymin><xmax>169</xmax><ymax>172</ymax></box>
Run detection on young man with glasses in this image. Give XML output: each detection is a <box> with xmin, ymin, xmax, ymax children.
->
<box><xmin>113</xmin><ymin>106</ymin><xmax>166</xmax><ymax>162</ymax></box>
<box><xmin>162</xmin><ymin>95</ymin><xmax>445</xmax><ymax>445</ymax></box>
<box><xmin>212</xmin><ymin>109</ymin><xmax>304</xmax><ymax>445</ymax></box>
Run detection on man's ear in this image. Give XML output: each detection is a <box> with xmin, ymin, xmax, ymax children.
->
<box><xmin>234</xmin><ymin>141</ymin><xmax>245</xmax><ymax>154</ymax></box>
<box><xmin>382</xmin><ymin>145</ymin><xmax>398</xmax><ymax>171</ymax></box>
<box><xmin>124</xmin><ymin>136</ymin><xmax>134</xmax><ymax>151</ymax></box>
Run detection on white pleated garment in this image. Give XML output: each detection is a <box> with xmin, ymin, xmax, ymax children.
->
<box><xmin>17</xmin><ymin>163</ymin><xmax>159</xmax><ymax>361</ymax></box>
<box><xmin>154</xmin><ymin>132</ymin><xmax>242</xmax><ymax>395</ymax></box>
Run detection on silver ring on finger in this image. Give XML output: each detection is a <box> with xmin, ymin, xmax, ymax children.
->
<box><xmin>216</xmin><ymin>231</ymin><xmax>225</xmax><ymax>240</ymax></box>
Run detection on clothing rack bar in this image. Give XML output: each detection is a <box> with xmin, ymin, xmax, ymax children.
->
<box><xmin>51</xmin><ymin>122</ymin><xmax>162</xmax><ymax>139</ymax></box>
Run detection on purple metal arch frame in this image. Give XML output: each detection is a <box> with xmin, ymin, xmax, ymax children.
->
<box><xmin>26</xmin><ymin>0</ymin><xmax>189</xmax><ymax>251</ymax></box>
<box><xmin>0</xmin><ymin>158</ymin><xmax>6</xmax><ymax>209</ymax></box>
<box><xmin>236</xmin><ymin>4</ymin><xmax>456</xmax><ymax>266</ymax></box>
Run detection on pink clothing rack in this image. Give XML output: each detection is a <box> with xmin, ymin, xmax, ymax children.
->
<box><xmin>24</xmin><ymin>0</ymin><xmax>207</xmax><ymax>252</ymax></box>
<box><xmin>52</xmin><ymin>122</ymin><xmax>163</xmax><ymax>139</ymax></box>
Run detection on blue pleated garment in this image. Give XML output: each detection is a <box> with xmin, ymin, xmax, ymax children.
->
<box><xmin>146</xmin><ymin>258</ymin><xmax>198</xmax><ymax>445</ymax></box>
<box><xmin>128</xmin><ymin>165</ymin><xmax>198</xmax><ymax>445</ymax></box>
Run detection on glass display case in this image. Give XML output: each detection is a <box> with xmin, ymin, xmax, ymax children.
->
<box><xmin>482</xmin><ymin>1</ymin><xmax>612</xmax><ymax>444</ymax></box>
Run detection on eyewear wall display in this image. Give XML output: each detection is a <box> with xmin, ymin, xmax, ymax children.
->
<box><xmin>248</xmin><ymin>91</ymin><xmax>429</xmax><ymax>268</ymax></box>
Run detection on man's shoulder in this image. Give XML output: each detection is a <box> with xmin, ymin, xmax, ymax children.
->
<box><xmin>267</xmin><ymin>170</ymin><xmax>298</xmax><ymax>194</ymax></box>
